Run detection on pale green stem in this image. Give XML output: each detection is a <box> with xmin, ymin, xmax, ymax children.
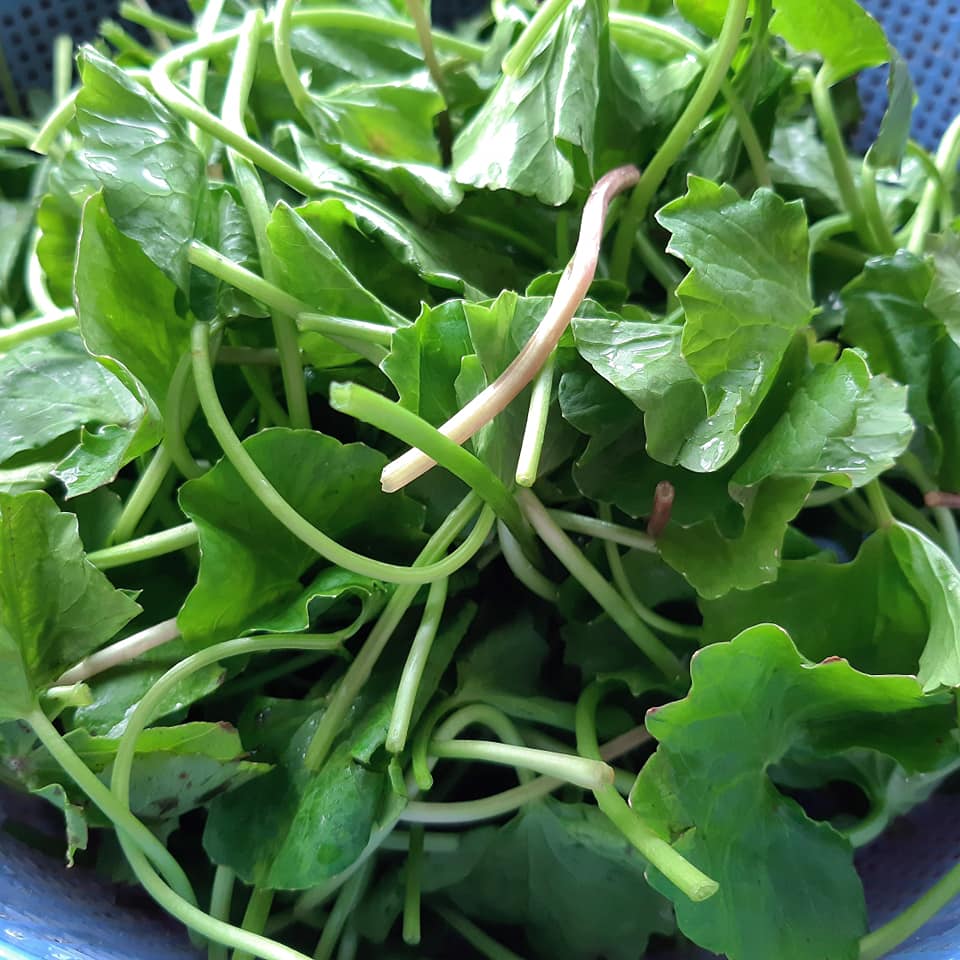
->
<box><xmin>27</xmin><ymin>230</ymin><xmax>61</xmax><ymax>316</ymax></box>
<box><xmin>809</xmin><ymin>213</ymin><xmax>854</xmax><ymax>256</ymax></box>
<box><xmin>297</xmin><ymin>314</ymin><xmax>395</xmax><ymax>347</ymax></box>
<box><xmin>610</xmin><ymin>0</ymin><xmax>750</xmax><ymax>282</ymax></box>
<box><xmin>496</xmin><ymin>520</ymin><xmax>558</xmax><ymax>602</ymax></box>
<box><xmin>549</xmin><ymin>508</ymin><xmax>656</xmax><ymax>551</ymax></box>
<box><xmin>402</xmin><ymin>825</ymin><xmax>424</xmax><ymax>945</ymax></box>
<box><xmin>313</xmin><ymin>861</ymin><xmax>373</xmax><ymax>960</ymax></box>
<box><xmin>223</xmin><ymin>10</ymin><xmax>310</xmax><ymax>430</ymax></box>
<box><xmin>110</xmin><ymin>446</ymin><xmax>173</xmax><ymax>544</ymax></box>
<box><xmin>187</xmin><ymin>0</ymin><xmax>226</xmax><ymax>154</ymax></box>
<box><xmin>517</xmin><ymin>490</ymin><xmax>682</xmax><ymax>679</ymax></box>
<box><xmin>0</xmin><ymin>118</ymin><xmax>36</xmax><ymax>146</ymax></box>
<box><xmin>386</xmin><ymin>577</ymin><xmax>449</xmax><ymax>754</ymax></box>
<box><xmin>233</xmin><ymin>889</ymin><xmax>275</xmax><ymax>960</ymax></box>
<box><xmin>515</xmin><ymin>352</ymin><xmax>556</xmax><ymax>487</ymax></box>
<box><xmin>87</xmin><ymin>522</ymin><xmax>198</xmax><ymax>570</ymax></box>
<box><xmin>908</xmin><ymin>111</ymin><xmax>960</xmax><ymax>255</ymax></box>
<box><xmin>119</xmin><ymin>2</ymin><xmax>195</xmax><ymax>41</ymax></box>
<box><xmin>866</xmin><ymin>479</ymin><xmax>895</xmax><ymax>528</ymax></box>
<box><xmin>576</xmin><ymin>683</ymin><xmax>718</xmax><ymax>902</ymax></box>
<box><xmin>274</xmin><ymin>0</ymin><xmax>312</xmax><ymax>120</ymax></box>
<box><xmin>432</xmin><ymin>904</ymin><xmax>526</xmax><ymax>960</ymax></box>
<box><xmin>209</xmin><ymin>867</ymin><xmax>236</xmax><ymax>960</ymax></box>
<box><xmin>861</xmin><ymin>162</ymin><xmax>897</xmax><ymax>254</ymax></box>
<box><xmin>192</xmin><ymin>323</ymin><xmax>491</xmax><ymax>585</ymax></box>
<box><xmin>53</xmin><ymin>35</ymin><xmax>74</xmax><ymax>102</ymax></box>
<box><xmin>302</xmin><ymin>498</ymin><xmax>492</xmax><ymax>772</ymax></box>
<box><xmin>899</xmin><ymin>452</ymin><xmax>960</xmax><ymax>567</ymax></box>
<box><xmin>0</xmin><ymin>311</ymin><xmax>76</xmax><ymax>351</ymax></box>
<box><xmin>501</xmin><ymin>0</ymin><xmax>572</xmax><ymax>76</ymax></box>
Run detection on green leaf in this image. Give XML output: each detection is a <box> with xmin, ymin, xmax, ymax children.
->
<box><xmin>658</xmin><ymin>477</ymin><xmax>813</xmax><ymax>598</ymax></box>
<box><xmin>866</xmin><ymin>51</ymin><xmax>916</xmax><ymax>171</ymax></box>
<box><xmin>656</xmin><ymin>179</ymin><xmax>814</xmax><ymax>469</ymax></box>
<box><xmin>700</xmin><ymin>529</ymin><xmax>929</xmax><ymax>675</ymax></box>
<box><xmin>925</xmin><ymin>232</ymin><xmax>960</xmax><ymax>349</ymax></box>
<box><xmin>442</xmin><ymin>800</ymin><xmax>675</xmax><ymax>960</ymax></box>
<box><xmin>929</xmin><ymin>335</ymin><xmax>960</xmax><ymax>491</ymax></box>
<box><xmin>0</xmin><ymin>199</ymin><xmax>33</xmax><ymax>306</ymax></box>
<box><xmin>76</xmin><ymin>48</ymin><xmax>206</xmax><ymax>290</ymax></box>
<box><xmin>630</xmin><ymin>624</ymin><xmax>955</xmax><ymax>960</ymax></box>
<box><xmin>0</xmin><ymin>491</ymin><xmax>141</xmax><ymax>720</ymax></box>
<box><xmin>75</xmin><ymin>193</ymin><xmax>194</xmax><ymax>413</ymax></box>
<box><xmin>889</xmin><ymin>522</ymin><xmax>960</xmax><ymax>692</ymax></box>
<box><xmin>203</xmin><ymin>686</ymin><xmax>391</xmax><ymax>889</ymax></box>
<box><xmin>769</xmin><ymin>0</ymin><xmax>889</xmax><ymax>83</ymax></box>
<box><xmin>33</xmin><ymin>783</ymin><xmax>89</xmax><ymax>866</ymax></box>
<box><xmin>733</xmin><ymin>349</ymin><xmax>913</xmax><ymax>489</ymax></box>
<box><xmin>453</xmin><ymin>0</ymin><xmax>604</xmax><ymax>205</ymax></box>
<box><xmin>178</xmin><ymin>428</ymin><xmax>424</xmax><ymax>645</ymax></box>
<box><xmin>0</xmin><ymin>333</ymin><xmax>146</xmax><ymax>466</ymax></box>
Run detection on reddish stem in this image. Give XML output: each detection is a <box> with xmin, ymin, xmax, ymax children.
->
<box><xmin>646</xmin><ymin>481</ymin><xmax>675</xmax><ymax>539</ymax></box>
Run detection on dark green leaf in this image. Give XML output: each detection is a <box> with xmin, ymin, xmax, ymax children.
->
<box><xmin>0</xmin><ymin>491</ymin><xmax>141</xmax><ymax>720</ymax></box>
<box><xmin>178</xmin><ymin>428</ymin><xmax>424</xmax><ymax>645</ymax></box>
<box><xmin>631</xmin><ymin>624</ymin><xmax>954</xmax><ymax>960</ymax></box>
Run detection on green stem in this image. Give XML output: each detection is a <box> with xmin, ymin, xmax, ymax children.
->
<box><xmin>209</xmin><ymin>867</ymin><xmax>236</xmax><ymax>960</ymax></box>
<box><xmin>402</xmin><ymin>825</ymin><xmax>424</xmax><ymax>945</ymax></box>
<box><xmin>883</xmin><ymin>484</ymin><xmax>941</xmax><ymax>541</ymax></box>
<box><xmin>460</xmin><ymin>215</ymin><xmax>550</xmax><ymax>264</ymax></box>
<box><xmin>233</xmin><ymin>888</ymin><xmax>275</xmax><ymax>960</ymax></box>
<box><xmin>429</xmin><ymin>738</ymin><xmax>611</xmax><ymax>790</ymax></box>
<box><xmin>809</xmin><ymin>213</ymin><xmax>854</xmax><ymax>256</ymax></box>
<box><xmin>110</xmin><ymin>447</ymin><xmax>173</xmax><ymax>544</ymax></box>
<box><xmin>87</xmin><ymin>522</ymin><xmax>198</xmax><ymax>570</ymax></box>
<box><xmin>0</xmin><ymin>39</ymin><xmax>23</xmax><ymax>118</ymax></box>
<box><xmin>866</xmin><ymin>479</ymin><xmax>894</xmax><ymax>528</ymax></box>
<box><xmin>193</xmin><ymin>323</ymin><xmax>490</xmax><ymax>585</ymax></box>
<box><xmin>328</xmin><ymin>381</ymin><xmax>537</xmax><ymax>559</ymax></box>
<box><xmin>600</xmin><ymin>510</ymin><xmax>702</xmax><ymax>641</ymax></box>
<box><xmin>302</xmin><ymin>496</ymin><xmax>491</xmax><ymax>772</ymax></box>
<box><xmin>187</xmin><ymin>0</ymin><xmax>226</xmax><ymax>155</ymax></box>
<box><xmin>811</xmin><ymin>68</ymin><xmax>874</xmax><ymax>249</ymax></box>
<box><xmin>405</xmin><ymin>0</ymin><xmax>452</xmax><ymax>162</ymax></box>
<box><xmin>860</xmin><ymin>858</ymin><xmax>960</xmax><ymax>960</ymax></box>
<box><xmin>899</xmin><ymin>452</ymin><xmax>960</xmax><ymax>566</ymax></box>
<box><xmin>27</xmin><ymin>230</ymin><xmax>61</xmax><ymax>317</ymax></box>
<box><xmin>164</xmin><ymin>351</ymin><xmax>205</xmax><ymax>480</ymax></box>
<box><xmin>515</xmin><ymin>352</ymin><xmax>556</xmax><ymax>487</ymax></box>
<box><xmin>223</xmin><ymin>10</ymin><xmax>310</xmax><ymax>430</ymax></box>
<box><xmin>908</xmin><ymin>111</ymin><xmax>960</xmax><ymax>255</ymax></box>
<box><xmin>53</xmin><ymin>34</ymin><xmax>74</xmax><ymax>102</ymax></box>
<box><xmin>575</xmin><ymin>684</ymin><xmax>718</xmax><ymax>902</ymax></box>
<box><xmin>297</xmin><ymin>314</ymin><xmax>395</xmax><ymax>347</ymax></box>
<box><xmin>517</xmin><ymin>490</ymin><xmax>682</xmax><ymax>679</ymax></box>
<box><xmin>860</xmin><ymin>162</ymin><xmax>897</xmax><ymax>254</ymax></box>
<box><xmin>549</xmin><ymin>508</ymin><xmax>656</xmax><ymax>551</ymax></box>
<box><xmin>119</xmin><ymin>2</ymin><xmax>195</xmax><ymax>40</ymax></box>
<box><xmin>432</xmin><ymin>904</ymin><xmax>527</xmax><ymax>960</ymax></box>
<box><xmin>273</xmin><ymin>0</ymin><xmax>313</xmax><ymax>120</ymax></box>
<box><xmin>100</xmin><ymin>20</ymin><xmax>156</xmax><ymax>63</ymax></box>
<box><xmin>501</xmin><ymin>0</ymin><xmax>572</xmax><ymax>76</ymax></box>
<box><xmin>0</xmin><ymin>118</ymin><xmax>36</xmax><ymax>146</ymax></box>
<box><xmin>26</xmin><ymin>707</ymin><xmax>198</xmax><ymax>908</ymax></box>
<box><xmin>610</xmin><ymin>12</ymin><xmax>770</xmax><ymax>189</ymax></box>
<box><xmin>497</xmin><ymin>520</ymin><xmax>558</xmax><ymax>601</ymax></box>
<box><xmin>609</xmin><ymin>0</ymin><xmax>749</xmax><ymax>282</ymax></box>
<box><xmin>386</xmin><ymin>578</ymin><xmax>449</xmax><ymax>754</ymax></box>
<box><xmin>313</xmin><ymin>861</ymin><xmax>373</xmax><ymax>960</ymax></box>
<box><xmin>633</xmin><ymin>227</ymin><xmax>683</xmax><ymax>303</ymax></box>
<box><xmin>400</xmin><ymin>776</ymin><xmax>559</xmax><ymax>825</ymax></box>
<box><xmin>0</xmin><ymin>311</ymin><xmax>76</xmax><ymax>351</ymax></box>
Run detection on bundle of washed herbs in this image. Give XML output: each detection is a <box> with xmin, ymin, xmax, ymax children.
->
<box><xmin>1</xmin><ymin>0</ymin><xmax>960</xmax><ymax>957</ymax></box>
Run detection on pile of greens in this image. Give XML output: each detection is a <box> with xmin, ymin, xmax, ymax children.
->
<box><xmin>2</xmin><ymin>0</ymin><xmax>960</xmax><ymax>957</ymax></box>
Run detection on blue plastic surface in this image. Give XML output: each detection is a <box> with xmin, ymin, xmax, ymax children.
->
<box><xmin>1</xmin><ymin>0</ymin><xmax>960</xmax><ymax>958</ymax></box>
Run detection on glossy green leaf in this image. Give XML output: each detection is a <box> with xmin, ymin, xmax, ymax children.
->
<box><xmin>769</xmin><ymin>0</ymin><xmax>889</xmax><ymax>83</ymax></box>
<box><xmin>443</xmin><ymin>800</ymin><xmax>675</xmax><ymax>960</ymax></box>
<box><xmin>76</xmin><ymin>48</ymin><xmax>205</xmax><ymax>290</ymax></box>
<box><xmin>75</xmin><ymin>193</ymin><xmax>194</xmax><ymax>413</ymax></box>
<box><xmin>631</xmin><ymin>624</ymin><xmax>955</xmax><ymax>960</ymax></box>
<box><xmin>0</xmin><ymin>491</ymin><xmax>141</xmax><ymax>720</ymax></box>
<box><xmin>178</xmin><ymin>428</ymin><xmax>424</xmax><ymax>645</ymax></box>
<box><xmin>733</xmin><ymin>348</ymin><xmax>913</xmax><ymax>488</ymax></box>
<box><xmin>453</xmin><ymin>0</ymin><xmax>603</xmax><ymax>205</ymax></box>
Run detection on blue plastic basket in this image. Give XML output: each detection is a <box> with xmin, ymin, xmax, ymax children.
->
<box><xmin>1</xmin><ymin>1</ymin><xmax>959</xmax><ymax>958</ymax></box>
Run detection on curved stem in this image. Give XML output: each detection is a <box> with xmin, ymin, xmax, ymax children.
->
<box><xmin>0</xmin><ymin>311</ymin><xmax>76</xmax><ymax>351</ymax></box>
<box><xmin>501</xmin><ymin>0</ymin><xmax>572</xmax><ymax>76</ymax></box>
<box><xmin>26</xmin><ymin>706</ymin><xmax>198</xmax><ymax>909</ymax></box>
<box><xmin>111</xmin><ymin>447</ymin><xmax>173</xmax><ymax>544</ymax></box>
<box><xmin>908</xmin><ymin>112</ymin><xmax>960</xmax><ymax>255</ymax></box>
<box><xmin>386</xmin><ymin>577</ymin><xmax>449</xmax><ymax>754</ymax></box>
<box><xmin>811</xmin><ymin>68</ymin><xmax>874</xmax><ymax>249</ymax></box>
<box><xmin>609</xmin><ymin>0</ymin><xmax>749</xmax><ymax>282</ymax></box>
<box><xmin>27</xmin><ymin>230</ymin><xmax>62</xmax><ymax>317</ymax></box>
<box><xmin>381</xmin><ymin>165</ymin><xmax>640</xmax><ymax>492</ymax></box>
<box><xmin>31</xmin><ymin>89</ymin><xmax>80</xmax><ymax>154</ymax></box>
<box><xmin>860</xmin><ymin>858</ymin><xmax>960</xmax><ymax>960</ymax></box>
<box><xmin>809</xmin><ymin>213</ymin><xmax>854</xmax><ymax>256</ymax></box>
<box><xmin>273</xmin><ymin>0</ymin><xmax>312</xmax><ymax>120</ymax></box>
<box><xmin>224</xmin><ymin>10</ymin><xmax>310</xmax><ymax>430</ymax></box>
<box><xmin>550</xmin><ymin>508</ymin><xmax>656</xmax><ymax>551</ymax></box>
<box><xmin>302</xmin><ymin>496</ymin><xmax>491</xmax><ymax>772</ymax></box>
<box><xmin>57</xmin><ymin>616</ymin><xmax>180</xmax><ymax>685</ymax></box>
<box><xmin>87</xmin><ymin>522</ymin><xmax>198</xmax><ymax>570</ymax></box>
<box><xmin>609</xmin><ymin>12</ymin><xmax>770</xmax><ymax>188</ymax></box>
<box><xmin>517</xmin><ymin>490</ymin><xmax>682</xmax><ymax>679</ymax></box>
<box><xmin>515</xmin><ymin>352</ymin><xmax>556</xmax><ymax>487</ymax></box>
<box><xmin>233</xmin><ymin>888</ymin><xmax>275</xmax><ymax>960</ymax></box>
<box><xmin>328</xmin><ymin>381</ymin><xmax>534</xmax><ymax>556</ymax></box>
<box><xmin>401</xmin><ymin>776</ymin><xmax>559</xmax><ymax>825</ymax></box>
<box><xmin>575</xmin><ymin>683</ymin><xmax>718</xmax><ymax>903</ymax></box>
<box><xmin>497</xmin><ymin>520</ymin><xmax>558</xmax><ymax>601</ymax></box>
<box><xmin>119</xmin><ymin>3</ymin><xmax>195</xmax><ymax>41</ymax></box>
<box><xmin>192</xmin><ymin>323</ymin><xmax>489</xmax><ymax>585</ymax></box>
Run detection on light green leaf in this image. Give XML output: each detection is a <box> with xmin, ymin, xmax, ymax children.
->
<box><xmin>866</xmin><ymin>51</ymin><xmax>916</xmax><ymax>171</ymax></box>
<box><xmin>0</xmin><ymin>491</ymin><xmax>141</xmax><ymax>720</ymax></box>
<box><xmin>925</xmin><ymin>232</ymin><xmax>960</xmax><ymax>349</ymax></box>
<box><xmin>631</xmin><ymin>624</ymin><xmax>955</xmax><ymax>960</ymax></box>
